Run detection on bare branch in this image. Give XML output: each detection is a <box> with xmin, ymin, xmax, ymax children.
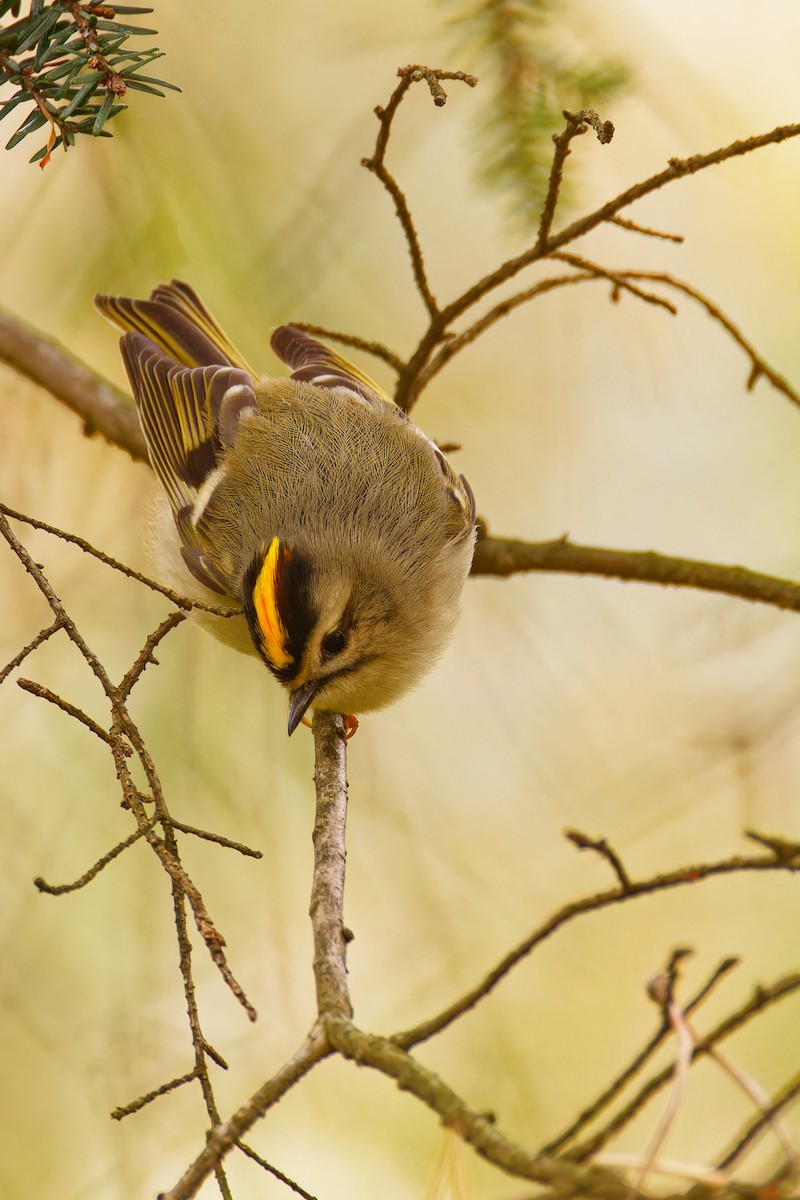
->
<box><xmin>0</xmin><ymin>303</ymin><xmax>146</xmax><ymax>459</ymax></box>
<box><xmin>613</xmin><ymin>271</ymin><xmax>800</xmax><ymax>411</ymax></box>
<box><xmin>0</xmin><ymin>503</ymin><xmax>240</xmax><ymax>616</ymax></box>
<box><xmin>537</xmin><ymin>109</ymin><xmax>615</xmax><ymax>253</ymax></box>
<box><xmin>361</xmin><ymin>67</ymin><xmax>477</xmax><ymax>325</ymax></box>
<box><xmin>118</xmin><ymin>611</ymin><xmax>187</xmax><ymax>700</ymax></box>
<box><xmin>0</xmin><ymin>510</ymin><xmax>119</xmax><ymax>692</ymax></box>
<box><xmin>0</xmin><ymin>618</ymin><xmax>63</xmax><ymax>684</ymax></box>
<box><xmin>160</xmin><ymin>1030</ymin><xmax>331</xmax><ymax>1200</ymax></box>
<box><xmin>112</xmin><ymin>1070</ymin><xmax>199</xmax><ymax>1121</ymax></box>
<box><xmin>631</xmin><ymin>985</ymin><xmax>697</xmax><ymax>1193</ymax></box>
<box><xmin>546</xmin><ymin>121</ymin><xmax>800</xmax><ymax>255</ymax></box>
<box><xmin>14</xmin><ymin>676</ymin><xmax>113</xmax><ymax>745</ymax></box>
<box><xmin>34</xmin><ymin>820</ymin><xmax>158</xmax><ymax>894</ymax></box>
<box><xmin>362</xmin><ymin>69</ymin><xmax>440</xmax><ymax>319</ymax></box>
<box><xmin>171</xmin><ymin>820</ymin><xmax>263</xmax><ymax>859</ymax></box>
<box><xmin>701</xmin><ymin>1040</ymin><xmax>799</xmax><ymax>1172</ymax></box>
<box><xmin>235</xmin><ymin>1142</ymin><xmax>319</xmax><ymax>1200</ymax></box>
<box><xmin>393</xmin><ymin>848</ymin><xmax>798</xmax><ymax>1051</ymax></box>
<box><xmin>570</xmin><ymin>972</ymin><xmax>800</xmax><ymax>1161</ymax></box>
<box><xmin>550</xmin><ymin>251</ymin><xmax>679</xmax><ymax>313</ymax></box>
<box><xmin>608</xmin><ymin>215</ymin><xmax>684</xmax><ymax>243</ymax></box>
<box><xmin>745</xmin><ymin>829</ymin><xmax>800</xmax><ymax>863</ymax></box>
<box><xmin>392</xmin><ymin>118</ymin><xmax>800</xmax><ymax>410</ymax></box>
<box><xmin>471</xmin><ymin>534</ymin><xmax>800</xmax><ymax>615</ymax></box>
<box><xmin>2</xmin><ymin>509</ymin><xmax>256</xmax><ymax>1040</ymax></box>
<box><xmin>716</xmin><ymin>1070</ymin><xmax>800</xmax><ymax>1171</ymax></box>
<box><xmin>543</xmin><ymin>957</ymin><xmax>741</xmax><ymax>1156</ymax></box>
<box><xmin>416</xmin><ymin>272</ymin><xmax>596</xmax><ymax>393</ymax></box>
<box><xmin>325</xmin><ymin>1016</ymin><xmax>630</xmax><ymax>1197</ymax></box>
<box><xmin>310</xmin><ymin>711</ymin><xmax>353</xmax><ymax>1019</ymax></box>
<box><xmin>565</xmin><ymin>829</ymin><xmax>632</xmax><ymax>890</ymax></box>
<box><xmin>289</xmin><ymin>323</ymin><xmax>405</xmax><ymax>374</ymax></box>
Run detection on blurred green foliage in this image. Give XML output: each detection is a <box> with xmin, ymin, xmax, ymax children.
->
<box><xmin>449</xmin><ymin>0</ymin><xmax>629</xmax><ymax>226</ymax></box>
<box><xmin>0</xmin><ymin>0</ymin><xmax>177</xmax><ymax>165</ymax></box>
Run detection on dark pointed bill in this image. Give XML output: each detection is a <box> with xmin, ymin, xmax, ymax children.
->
<box><xmin>287</xmin><ymin>679</ymin><xmax>322</xmax><ymax>736</ymax></box>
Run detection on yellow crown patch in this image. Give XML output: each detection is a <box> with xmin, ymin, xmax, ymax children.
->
<box><xmin>252</xmin><ymin>538</ymin><xmax>293</xmax><ymax>670</ymax></box>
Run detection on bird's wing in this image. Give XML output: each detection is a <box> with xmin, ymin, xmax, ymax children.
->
<box><xmin>95</xmin><ymin>280</ymin><xmax>257</xmax><ymax>375</ymax></box>
<box><xmin>270</xmin><ymin>325</ymin><xmax>392</xmax><ymax>407</ymax></box>
<box><xmin>117</xmin><ymin>330</ymin><xmax>259</xmax><ymax>594</ymax></box>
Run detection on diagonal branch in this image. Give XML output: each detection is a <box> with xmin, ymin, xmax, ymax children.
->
<box><xmin>542</xmin><ymin>957</ymin><xmax>741</xmax><ymax>1156</ymax></box>
<box><xmin>0</xmin><ymin>303</ymin><xmax>145</xmax><ymax>457</ymax></box>
<box><xmin>569</xmin><ymin>972</ymin><xmax>800</xmax><ymax>1162</ymax></box>
<box><xmin>394</xmin><ymin>117</ymin><xmax>800</xmax><ymax>410</ymax></box>
<box><xmin>0</xmin><ymin>503</ymin><xmax>238</xmax><ymax>615</ymax></box>
<box><xmin>615</xmin><ymin>270</ymin><xmax>800</xmax><ymax>410</ymax></box>
<box><xmin>392</xmin><ymin>848</ymin><xmax>799</xmax><ymax>1051</ymax></box>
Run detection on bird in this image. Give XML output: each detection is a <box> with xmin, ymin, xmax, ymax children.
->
<box><xmin>95</xmin><ymin>281</ymin><xmax>476</xmax><ymax>735</ymax></box>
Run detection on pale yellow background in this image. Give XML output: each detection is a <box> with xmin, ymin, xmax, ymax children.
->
<box><xmin>1</xmin><ymin>2</ymin><xmax>799</xmax><ymax>1197</ymax></box>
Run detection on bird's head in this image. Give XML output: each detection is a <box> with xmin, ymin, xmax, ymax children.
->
<box><xmin>241</xmin><ymin>536</ymin><xmax>438</xmax><ymax>734</ymax></box>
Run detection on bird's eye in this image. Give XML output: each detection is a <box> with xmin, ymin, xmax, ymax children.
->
<box><xmin>321</xmin><ymin>629</ymin><xmax>347</xmax><ymax>657</ymax></box>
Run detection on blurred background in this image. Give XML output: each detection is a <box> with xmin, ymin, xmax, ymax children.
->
<box><xmin>1</xmin><ymin>1</ymin><xmax>800</xmax><ymax>1196</ymax></box>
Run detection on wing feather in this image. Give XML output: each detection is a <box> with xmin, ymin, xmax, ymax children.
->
<box><xmin>120</xmin><ymin>330</ymin><xmax>255</xmax><ymax>506</ymax></box>
<box><xmin>270</xmin><ymin>325</ymin><xmax>391</xmax><ymax>407</ymax></box>
<box><xmin>96</xmin><ymin>280</ymin><xmax>256</xmax><ymax>374</ymax></box>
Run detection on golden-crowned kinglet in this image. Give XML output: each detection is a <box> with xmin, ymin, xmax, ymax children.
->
<box><xmin>95</xmin><ymin>281</ymin><xmax>476</xmax><ymax>734</ymax></box>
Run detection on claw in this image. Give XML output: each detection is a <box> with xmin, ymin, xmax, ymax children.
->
<box><xmin>299</xmin><ymin>713</ymin><xmax>358</xmax><ymax>738</ymax></box>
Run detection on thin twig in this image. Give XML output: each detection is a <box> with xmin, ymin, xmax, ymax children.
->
<box><xmin>392</xmin><ymin>851</ymin><xmax>798</xmax><ymax>1051</ymax></box>
<box><xmin>15</xmin><ymin>676</ymin><xmax>114</xmax><ymax>746</ymax></box>
<box><xmin>631</xmin><ymin>987</ymin><xmax>696</xmax><ymax>1194</ymax></box>
<box><xmin>0</xmin><ymin>617</ymin><xmax>64</xmax><ymax>684</ymax></box>
<box><xmin>362</xmin><ymin>69</ymin><xmax>440</xmax><ymax>318</ymax></box>
<box><xmin>0</xmin><ymin>511</ymin><xmax>118</xmax><ymax>691</ymax></box>
<box><xmin>34</xmin><ymin>819</ymin><xmax>158</xmax><ymax>894</ymax></box>
<box><xmin>547</xmin><ymin>121</ymin><xmax>800</xmax><ymax>254</ymax></box>
<box><xmin>565</xmin><ymin>829</ymin><xmax>632</xmax><ymax>890</ymax></box>
<box><xmin>171</xmin><ymin>820</ymin><xmax>263</xmax><ymax>859</ymax></box>
<box><xmin>415</xmin><ymin>272</ymin><xmax>596</xmax><ymax>393</ymax></box>
<box><xmin>112</xmin><ymin>1070</ymin><xmax>199</xmax><ymax>1121</ymax></box>
<box><xmin>596</xmin><ymin>1153</ymin><xmax>727</xmax><ymax>1187</ymax></box>
<box><xmin>550</xmin><ymin>251</ymin><xmax>679</xmax><ymax>314</ymax></box>
<box><xmin>159</xmin><ymin>1030</ymin><xmax>331</xmax><ymax>1199</ymax></box>
<box><xmin>395</xmin><ymin>116</ymin><xmax>800</xmax><ymax>410</ymax></box>
<box><xmin>0</xmin><ymin>503</ymin><xmax>240</xmax><ymax>616</ymax></box>
<box><xmin>537</xmin><ymin>109</ymin><xmax>614</xmax><ymax>252</ymax></box>
<box><xmin>608</xmin><ymin>215</ymin><xmax>684</xmax><ymax>243</ymax></box>
<box><xmin>169</xmin><ymin>851</ymin><xmax>258</xmax><ymax>1023</ymax></box>
<box><xmin>569</xmin><ymin>972</ymin><xmax>800</xmax><ymax>1161</ymax></box>
<box><xmin>324</xmin><ymin>1016</ymin><xmax>629</xmax><ymax>1196</ymax></box>
<box><xmin>701</xmin><ymin>1039</ymin><xmax>799</xmax><ymax>1171</ymax></box>
<box><xmin>236</xmin><ymin>1141</ymin><xmax>319</xmax><ymax>1200</ymax></box>
<box><xmin>290</xmin><ymin>324</ymin><xmax>405</xmax><ymax>375</ymax></box>
<box><xmin>118</xmin><ymin>611</ymin><xmax>187</xmax><ymax>699</ymax></box>
<box><xmin>2</xmin><ymin>508</ymin><xmax>253</xmax><ymax>1151</ymax></box>
<box><xmin>362</xmin><ymin>66</ymin><xmax>476</xmax><ymax>325</ymax></box>
<box><xmin>614</xmin><ymin>271</ymin><xmax>800</xmax><ymax>411</ymax></box>
<box><xmin>745</xmin><ymin>829</ymin><xmax>800</xmax><ymax>863</ymax></box>
<box><xmin>716</xmin><ymin>1071</ymin><xmax>800</xmax><ymax>1171</ymax></box>
<box><xmin>542</xmin><ymin>957</ymin><xmax>740</xmax><ymax>1156</ymax></box>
